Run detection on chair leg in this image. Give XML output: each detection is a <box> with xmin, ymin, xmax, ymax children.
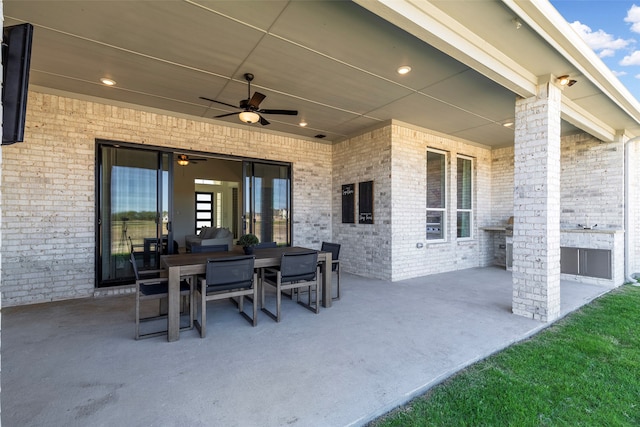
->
<box><xmin>194</xmin><ymin>287</ymin><xmax>207</xmax><ymax>338</ymax></box>
<box><xmin>314</xmin><ymin>280</ymin><xmax>320</xmax><ymax>313</ymax></box>
<box><xmin>135</xmin><ymin>292</ymin><xmax>141</xmax><ymax>340</ymax></box>
<box><xmin>252</xmin><ymin>279</ymin><xmax>258</xmax><ymax>326</ymax></box>
<box><xmin>260</xmin><ymin>281</ymin><xmax>279</xmax><ymax>322</ymax></box>
<box><xmin>200</xmin><ymin>290</ymin><xmax>207</xmax><ymax>338</ymax></box>
<box><xmin>260</xmin><ymin>270</ymin><xmax>266</xmax><ymax>309</ymax></box>
<box><xmin>189</xmin><ymin>283</ymin><xmax>195</xmax><ymax>329</ymax></box>
<box><xmin>275</xmin><ymin>282</ymin><xmax>282</xmax><ymax>322</ymax></box>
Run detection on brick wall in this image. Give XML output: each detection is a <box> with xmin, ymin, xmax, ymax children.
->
<box><xmin>1</xmin><ymin>2</ymin><xmax>3</xmax><ymax>418</ymax></box>
<box><xmin>0</xmin><ymin>91</ymin><xmax>331</xmax><ymax>306</ymax></box>
<box><xmin>391</xmin><ymin>123</ymin><xmax>493</xmax><ymax>280</ymax></box>
<box><xmin>331</xmin><ymin>121</ymin><xmax>493</xmax><ymax>281</ymax></box>
<box><xmin>631</xmin><ymin>141</ymin><xmax>640</xmax><ymax>276</ymax></box>
<box><xmin>332</xmin><ymin>125</ymin><xmax>393</xmax><ymax>280</ymax></box>
<box><xmin>560</xmin><ymin>133</ymin><xmax>624</xmax><ymax>229</ymax></box>
<box><xmin>490</xmin><ymin>146</ymin><xmax>514</xmax><ymax>222</ymax></box>
<box><xmin>512</xmin><ymin>83</ymin><xmax>562</xmax><ymax>321</ymax></box>
<box><xmin>492</xmin><ymin>136</ymin><xmax>626</xmax><ymax>230</ymax></box>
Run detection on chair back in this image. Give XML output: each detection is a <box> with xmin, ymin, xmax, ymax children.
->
<box><xmin>255</xmin><ymin>241</ymin><xmax>277</xmax><ymax>249</ymax></box>
<box><xmin>321</xmin><ymin>242</ymin><xmax>341</xmax><ymax>271</ymax></box>
<box><xmin>205</xmin><ymin>255</ymin><xmax>255</xmax><ymax>292</ymax></box>
<box><xmin>192</xmin><ymin>244</ymin><xmax>228</xmax><ymax>253</ymax></box>
<box><xmin>280</xmin><ymin>251</ymin><xmax>318</xmax><ymax>282</ymax></box>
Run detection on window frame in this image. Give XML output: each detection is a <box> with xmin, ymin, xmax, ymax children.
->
<box><xmin>426</xmin><ymin>148</ymin><xmax>448</xmax><ymax>242</ymax></box>
<box><xmin>195</xmin><ymin>191</ymin><xmax>214</xmax><ymax>233</ymax></box>
<box><xmin>456</xmin><ymin>155</ymin><xmax>474</xmax><ymax>240</ymax></box>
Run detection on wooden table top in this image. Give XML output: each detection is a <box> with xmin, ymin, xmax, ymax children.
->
<box><xmin>160</xmin><ymin>246</ymin><xmax>325</xmax><ymax>269</ymax></box>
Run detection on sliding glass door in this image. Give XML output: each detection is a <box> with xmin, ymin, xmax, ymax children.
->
<box><xmin>243</xmin><ymin>161</ymin><xmax>291</xmax><ymax>246</ymax></box>
<box><xmin>96</xmin><ymin>143</ymin><xmax>292</xmax><ymax>288</ymax></box>
<box><xmin>97</xmin><ymin>144</ymin><xmax>171</xmax><ymax>286</ymax></box>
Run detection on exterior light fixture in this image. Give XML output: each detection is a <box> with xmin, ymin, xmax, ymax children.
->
<box><xmin>512</xmin><ymin>18</ymin><xmax>522</xmax><ymax>30</ymax></box>
<box><xmin>557</xmin><ymin>75</ymin><xmax>577</xmax><ymax>86</ymax></box>
<box><xmin>299</xmin><ymin>121</ymin><xmax>308</xmax><ymax>127</ymax></box>
<box><xmin>397</xmin><ymin>65</ymin><xmax>411</xmax><ymax>75</ymax></box>
<box><xmin>177</xmin><ymin>155</ymin><xmax>189</xmax><ymax>166</ymax></box>
<box><xmin>503</xmin><ymin>122</ymin><xmax>514</xmax><ymax>127</ymax></box>
<box><xmin>100</xmin><ymin>77</ymin><xmax>116</xmax><ymax>86</ymax></box>
<box><xmin>238</xmin><ymin>111</ymin><xmax>260</xmax><ymax>123</ymax></box>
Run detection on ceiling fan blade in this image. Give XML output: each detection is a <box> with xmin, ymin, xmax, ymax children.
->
<box><xmin>248</xmin><ymin>92</ymin><xmax>266</xmax><ymax>109</ymax></box>
<box><xmin>259</xmin><ymin>109</ymin><xmax>298</xmax><ymax>116</ymax></box>
<box><xmin>214</xmin><ymin>112</ymin><xmax>239</xmax><ymax>119</ymax></box>
<box><xmin>259</xmin><ymin>115</ymin><xmax>270</xmax><ymax>126</ymax></box>
<box><xmin>199</xmin><ymin>96</ymin><xmax>238</xmax><ymax>109</ymax></box>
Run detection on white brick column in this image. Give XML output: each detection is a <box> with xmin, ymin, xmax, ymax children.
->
<box><xmin>512</xmin><ymin>79</ymin><xmax>562</xmax><ymax>322</ymax></box>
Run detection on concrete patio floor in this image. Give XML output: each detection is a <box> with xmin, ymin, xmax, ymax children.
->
<box><xmin>2</xmin><ymin>267</ymin><xmax>615</xmax><ymax>427</ymax></box>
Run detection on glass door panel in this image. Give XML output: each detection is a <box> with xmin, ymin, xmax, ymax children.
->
<box><xmin>243</xmin><ymin>161</ymin><xmax>291</xmax><ymax>246</ymax></box>
<box><xmin>98</xmin><ymin>145</ymin><xmax>166</xmax><ymax>286</ymax></box>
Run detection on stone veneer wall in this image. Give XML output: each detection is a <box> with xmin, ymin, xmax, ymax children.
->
<box><xmin>0</xmin><ymin>91</ymin><xmax>332</xmax><ymax>306</ymax></box>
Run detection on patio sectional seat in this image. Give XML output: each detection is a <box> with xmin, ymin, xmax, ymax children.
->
<box><xmin>185</xmin><ymin>227</ymin><xmax>233</xmax><ymax>252</ymax></box>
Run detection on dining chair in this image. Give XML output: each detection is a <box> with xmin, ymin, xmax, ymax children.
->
<box><xmin>260</xmin><ymin>250</ymin><xmax>320</xmax><ymax>322</ymax></box>
<box><xmin>130</xmin><ymin>251</ymin><xmax>193</xmax><ymax>340</ymax></box>
<box><xmin>195</xmin><ymin>255</ymin><xmax>258</xmax><ymax>338</ymax></box>
<box><xmin>321</xmin><ymin>241</ymin><xmax>341</xmax><ymax>300</ymax></box>
<box><xmin>191</xmin><ymin>244</ymin><xmax>228</xmax><ymax>253</ymax></box>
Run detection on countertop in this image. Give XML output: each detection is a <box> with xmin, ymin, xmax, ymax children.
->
<box><xmin>481</xmin><ymin>226</ymin><xmax>623</xmax><ymax>234</ymax></box>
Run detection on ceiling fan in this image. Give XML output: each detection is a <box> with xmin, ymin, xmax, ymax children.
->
<box><xmin>200</xmin><ymin>73</ymin><xmax>298</xmax><ymax>126</ymax></box>
<box><xmin>176</xmin><ymin>154</ymin><xmax>207</xmax><ymax>166</ymax></box>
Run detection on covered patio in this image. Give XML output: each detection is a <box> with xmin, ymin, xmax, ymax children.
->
<box><xmin>3</xmin><ymin>268</ymin><xmax>613</xmax><ymax>426</ymax></box>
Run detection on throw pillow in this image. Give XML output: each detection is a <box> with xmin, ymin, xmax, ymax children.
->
<box><xmin>214</xmin><ymin>227</ymin><xmax>231</xmax><ymax>239</ymax></box>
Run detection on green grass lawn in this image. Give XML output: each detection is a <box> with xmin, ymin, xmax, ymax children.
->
<box><xmin>370</xmin><ymin>285</ymin><xmax>640</xmax><ymax>426</ymax></box>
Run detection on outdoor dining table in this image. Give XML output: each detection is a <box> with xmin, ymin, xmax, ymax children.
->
<box><xmin>160</xmin><ymin>246</ymin><xmax>333</xmax><ymax>342</ymax></box>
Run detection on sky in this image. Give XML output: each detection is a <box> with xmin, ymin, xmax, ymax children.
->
<box><xmin>550</xmin><ymin>0</ymin><xmax>640</xmax><ymax>100</ymax></box>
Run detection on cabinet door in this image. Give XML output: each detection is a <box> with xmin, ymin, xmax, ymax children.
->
<box><xmin>560</xmin><ymin>247</ymin><xmax>579</xmax><ymax>275</ymax></box>
<box><xmin>580</xmin><ymin>249</ymin><xmax>611</xmax><ymax>279</ymax></box>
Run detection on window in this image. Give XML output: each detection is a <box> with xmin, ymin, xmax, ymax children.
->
<box><xmin>426</xmin><ymin>150</ymin><xmax>447</xmax><ymax>240</ymax></box>
<box><xmin>457</xmin><ymin>156</ymin><xmax>473</xmax><ymax>239</ymax></box>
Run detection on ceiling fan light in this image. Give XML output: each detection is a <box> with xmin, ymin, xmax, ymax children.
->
<box><xmin>177</xmin><ymin>155</ymin><xmax>189</xmax><ymax>166</ymax></box>
<box><xmin>239</xmin><ymin>111</ymin><xmax>260</xmax><ymax>123</ymax></box>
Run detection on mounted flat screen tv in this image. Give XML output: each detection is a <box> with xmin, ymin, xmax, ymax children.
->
<box><xmin>2</xmin><ymin>23</ymin><xmax>34</xmax><ymax>145</ymax></box>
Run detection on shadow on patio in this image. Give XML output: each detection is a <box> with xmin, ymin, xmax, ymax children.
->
<box><xmin>2</xmin><ymin>267</ymin><xmax>613</xmax><ymax>426</ymax></box>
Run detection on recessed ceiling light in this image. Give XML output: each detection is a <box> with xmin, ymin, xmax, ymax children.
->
<box><xmin>503</xmin><ymin>122</ymin><xmax>514</xmax><ymax>127</ymax></box>
<box><xmin>100</xmin><ymin>78</ymin><xmax>116</xmax><ymax>86</ymax></box>
<box><xmin>397</xmin><ymin>66</ymin><xmax>412</xmax><ymax>75</ymax></box>
<box><xmin>299</xmin><ymin>121</ymin><xmax>308</xmax><ymax>127</ymax></box>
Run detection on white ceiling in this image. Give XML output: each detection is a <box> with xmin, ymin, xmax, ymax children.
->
<box><xmin>5</xmin><ymin>0</ymin><xmax>640</xmax><ymax>147</ymax></box>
